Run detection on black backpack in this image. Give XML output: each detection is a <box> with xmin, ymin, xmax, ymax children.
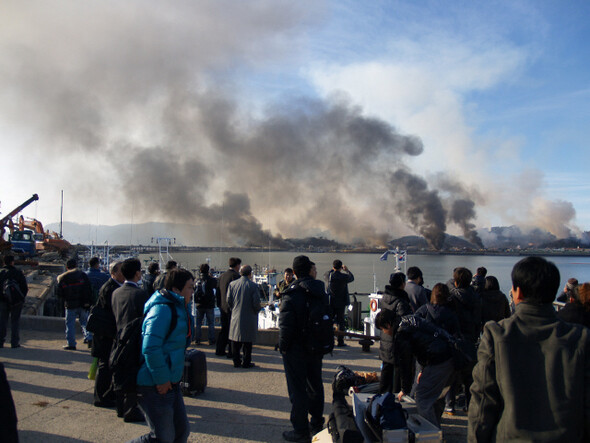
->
<box><xmin>110</xmin><ymin>298</ymin><xmax>178</xmax><ymax>393</ymax></box>
<box><xmin>194</xmin><ymin>279</ymin><xmax>206</xmax><ymax>305</ymax></box>
<box><xmin>1</xmin><ymin>275</ymin><xmax>25</xmax><ymax>307</ymax></box>
<box><xmin>303</xmin><ymin>289</ymin><xmax>334</xmax><ymax>356</ymax></box>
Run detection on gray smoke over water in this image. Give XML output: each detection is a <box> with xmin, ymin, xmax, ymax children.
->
<box><xmin>0</xmin><ymin>2</ymin><xmax>579</xmax><ymax>249</ymax></box>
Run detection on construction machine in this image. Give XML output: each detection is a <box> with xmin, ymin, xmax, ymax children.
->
<box><xmin>0</xmin><ymin>194</ymin><xmax>39</xmax><ymax>254</ymax></box>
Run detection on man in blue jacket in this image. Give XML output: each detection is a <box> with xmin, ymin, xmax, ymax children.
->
<box><xmin>130</xmin><ymin>268</ymin><xmax>194</xmax><ymax>443</ymax></box>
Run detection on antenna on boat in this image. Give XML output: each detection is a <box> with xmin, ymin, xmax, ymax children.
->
<box><xmin>59</xmin><ymin>190</ymin><xmax>64</xmax><ymax>239</ymax></box>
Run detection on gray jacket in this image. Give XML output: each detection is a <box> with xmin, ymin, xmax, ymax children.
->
<box><xmin>468</xmin><ymin>302</ymin><xmax>590</xmax><ymax>442</ymax></box>
<box><xmin>228</xmin><ymin>276</ymin><xmax>261</xmax><ymax>343</ymax></box>
<box><xmin>404</xmin><ymin>280</ymin><xmax>429</xmax><ymax>312</ymax></box>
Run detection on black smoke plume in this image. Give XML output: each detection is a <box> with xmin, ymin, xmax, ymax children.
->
<box><xmin>391</xmin><ymin>169</ymin><xmax>447</xmax><ymax>249</ymax></box>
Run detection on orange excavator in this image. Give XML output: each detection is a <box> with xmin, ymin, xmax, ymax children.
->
<box><xmin>17</xmin><ymin>215</ymin><xmax>71</xmax><ymax>253</ymax></box>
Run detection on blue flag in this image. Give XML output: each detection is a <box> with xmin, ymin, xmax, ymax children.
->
<box><xmin>379</xmin><ymin>251</ymin><xmax>389</xmax><ymax>261</ymax></box>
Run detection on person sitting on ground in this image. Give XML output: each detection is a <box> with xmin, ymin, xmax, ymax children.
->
<box><xmin>379</xmin><ymin>272</ymin><xmax>413</xmax><ymax>394</ymax></box>
<box><xmin>556</xmin><ymin>277</ymin><xmax>578</xmax><ymax>303</ymax></box>
<box><xmin>557</xmin><ymin>282</ymin><xmax>590</xmax><ymax>328</ymax></box>
<box><xmin>480</xmin><ymin>276</ymin><xmax>511</xmax><ymax>327</ymax></box>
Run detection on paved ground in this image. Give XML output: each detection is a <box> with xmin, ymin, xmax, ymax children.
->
<box><xmin>2</xmin><ymin>330</ymin><xmax>467</xmax><ymax>442</ymax></box>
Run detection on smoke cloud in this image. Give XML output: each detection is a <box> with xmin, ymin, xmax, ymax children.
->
<box><xmin>0</xmin><ymin>2</ymin><xmax>580</xmax><ymax>248</ymax></box>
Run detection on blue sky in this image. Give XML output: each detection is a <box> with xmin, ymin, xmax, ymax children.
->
<box><xmin>0</xmin><ymin>1</ymin><xmax>589</xmax><ymax>244</ymax></box>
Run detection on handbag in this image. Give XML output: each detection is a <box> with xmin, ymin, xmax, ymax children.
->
<box><xmin>86</xmin><ymin>303</ymin><xmax>117</xmax><ymax>338</ymax></box>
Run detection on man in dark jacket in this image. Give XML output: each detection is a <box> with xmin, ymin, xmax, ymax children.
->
<box><xmin>324</xmin><ymin>259</ymin><xmax>354</xmax><ymax>347</ymax></box>
<box><xmin>86</xmin><ymin>256</ymin><xmax>109</xmax><ymax>305</ymax></box>
<box><xmin>557</xmin><ymin>281</ymin><xmax>590</xmax><ymax>328</ymax></box>
<box><xmin>194</xmin><ymin>263</ymin><xmax>218</xmax><ymax>345</ymax></box>
<box><xmin>57</xmin><ymin>258</ymin><xmax>93</xmax><ymax>350</ymax></box>
<box><xmin>91</xmin><ymin>261</ymin><xmax>123</xmax><ymax>408</ymax></box>
<box><xmin>142</xmin><ymin>262</ymin><xmax>160</xmax><ymax>296</ymax></box>
<box><xmin>215</xmin><ymin>257</ymin><xmax>241</xmax><ymax>357</ymax></box>
<box><xmin>280</xmin><ymin>255</ymin><xmax>327</xmax><ymax>442</ymax></box>
<box><xmin>469</xmin><ymin>257</ymin><xmax>590</xmax><ymax>442</ymax></box>
<box><xmin>0</xmin><ymin>255</ymin><xmax>28</xmax><ymax>349</ymax></box>
<box><xmin>379</xmin><ymin>272</ymin><xmax>413</xmax><ymax>394</ymax></box>
<box><xmin>152</xmin><ymin>260</ymin><xmax>177</xmax><ymax>292</ymax></box>
<box><xmin>446</xmin><ymin>267</ymin><xmax>481</xmax><ymax>412</ymax></box>
<box><xmin>405</xmin><ymin>266</ymin><xmax>430</xmax><ymax>312</ymax></box>
<box><xmin>111</xmin><ymin>258</ymin><xmax>148</xmax><ymax>423</ymax></box>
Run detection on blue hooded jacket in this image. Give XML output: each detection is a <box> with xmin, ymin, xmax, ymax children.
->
<box><xmin>137</xmin><ymin>289</ymin><xmax>192</xmax><ymax>386</ymax></box>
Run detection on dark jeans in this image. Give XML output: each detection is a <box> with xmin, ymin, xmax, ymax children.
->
<box><xmin>116</xmin><ymin>390</ymin><xmax>140</xmax><ymax>419</ymax></box>
<box><xmin>416</xmin><ymin>358</ymin><xmax>455</xmax><ymax>427</ymax></box>
<box><xmin>379</xmin><ymin>362</ymin><xmax>394</xmax><ymax>394</ymax></box>
<box><xmin>0</xmin><ymin>301</ymin><xmax>23</xmax><ymax>348</ymax></box>
<box><xmin>333</xmin><ymin>306</ymin><xmax>346</xmax><ymax>345</ymax></box>
<box><xmin>94</xmin><ymin>357</ymin><xmax>116</xmax><ymax>405</ymax></box>
<box><xmin>131</xmin><ymin>384</ymin><xmax>189</xmax><ymax>443</ymax></box>
<box><xmin>282</xmin><ymin>350</ymin><xmax>324</xmax><ymax>434</ymax></box>
<box><xmin>232</xmin><ymin>341</ymin><xmax>252</xmax><ymax>367</ymax></box>
<box><xmin>195</xmin><ymin>308</ymin><xmax>216</xmax><ymax>343</ymax></box>
<box><xmin>215</xmin><ymin>309</ymin><xmax>231</xmax><ymax>356</ymax></box>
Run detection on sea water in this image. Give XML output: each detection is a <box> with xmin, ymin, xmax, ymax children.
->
<box><xmin>139</xmin><ymin>251</ymin><xmax>590</xmax><ymax>308</ymax></box>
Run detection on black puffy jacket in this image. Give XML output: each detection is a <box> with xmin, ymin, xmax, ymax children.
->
<box><xmin>279</xmin><ymin>277</ymin><xmax>327</xmax><ymax>354</ymax></box>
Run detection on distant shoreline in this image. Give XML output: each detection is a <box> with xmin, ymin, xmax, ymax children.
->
<box><xmin>98</xmin><ymin>245</ymin><xmax>590</xmax><ymax>258</ymax></box>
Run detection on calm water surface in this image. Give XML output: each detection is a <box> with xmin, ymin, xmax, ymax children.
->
<box><xmin>141</xmin><ymin>251</ymin><xmax>590</xmax><ymax>296</ymax></box>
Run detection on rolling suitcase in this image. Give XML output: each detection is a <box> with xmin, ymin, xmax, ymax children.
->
<box><xmin>182</xmin><ymin>349</ymin><xmax>207</xmax><ymax>395</ymax></box>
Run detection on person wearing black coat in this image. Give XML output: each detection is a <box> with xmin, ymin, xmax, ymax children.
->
<box><xmin>279</xmin><ymin>255</ymin><xmax>328</xmax><ymax>442</ymax></box>
<box><xmin>557</xmin><ymin>282</ymin><xmax>590</xmax><ymax>328</ymax></box>
<box><xmin>480</xmin><ymin>276</ymin><xmax>511</xmax><ymax>328</ymax></box>
<box><xmin>215</xmin><ymin>257</ymin><xmax>241</xmax><ymax>357</ymax></box>
<box><xmin>446</xmin><ymin>268</ymin><xmax>481</xmax><ymax>415</ymax></box>
<box><xmin>194</xmin><ymin>263</ymin><xmax>218</xmax><ymax>345</ymax></box>
<box><xmin>378</xmin><ymin>272</ymin><xmax>413</xmax><ymax>394</ymax></box>
<box><xmin>0</xmin><ymin>255</ymin><xmax>28</xmax><ymax>349</ymax></box>
<box><xmin>324</xmin><ymin>260</ymin><xmax>354</xmax><ymax>347</ymax></box>
<box><xmin>91</xmin><ymin>261</ymin><xmax>124</xmax><ymax>408</ymax></box>
<box><xmin>111</xmin><ymin>258</ymin><xmax>148</xmax><ymax>423</ymax></box>
<box><xmin>410</xmin><ymin>283</ymin><xmax>459</xmax><ymax>427</ymax></box>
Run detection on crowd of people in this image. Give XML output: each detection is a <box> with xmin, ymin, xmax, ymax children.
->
<box><xmin>2</xmin><ymin>253</ymin><xmax>589</xmax><ymax>442</ymax></box>
<box><xmin>374</xmin><ymin>258</ymin><xmax>590</xmax><ymax>442</ymax></box>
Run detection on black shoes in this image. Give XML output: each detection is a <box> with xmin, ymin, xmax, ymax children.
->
<box><xmin>94</xmin><ymin>400</ymin><xmax>116</xmax><ymax>408</ymax></box>
<box><xmin>11</xmin><ymin>344</ymin><xmax>21</xmax><ymax>349</ymax></box>
<box><xmin>63</xmin><ymin>345</ymin><xmax>76</xmax><ymax>350</ymax></box>
<box><xmin>310</xmin><ymin>418</ymin><xmax>325</xmax><ymax>435</ymax></box>
<box><xmin>124</xmin><ymin>409</ymin><xmax>145</xmax><ymax>423</ymax></box>
<box><xmin>282</xmin><ymin>430</ymin><xmax>311</xmax><ymax>443</ymax></box>
<box><xmin>242</xmin><ymin>362</ymin><xmax>256</xmax><ymax>369</ymax></box>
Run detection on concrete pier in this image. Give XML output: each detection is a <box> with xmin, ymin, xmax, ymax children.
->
<box><xmin>1</xmin><ymin>329</ymin><xmax>467</xmax><ymax>442</ymax></box>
